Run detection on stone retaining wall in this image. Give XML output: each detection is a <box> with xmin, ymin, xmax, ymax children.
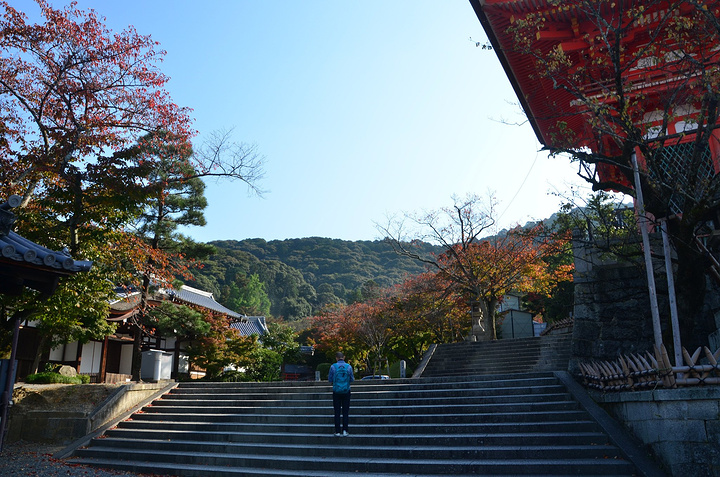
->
<box><xmin>592</xmin><ymin>387</ymin><xmax>720</xmax><ymax>477</ymax></box>
<box><xmin>8</xmin><ymin>381</ymin><xmax>174</xmax><ymax>444</ymax></box>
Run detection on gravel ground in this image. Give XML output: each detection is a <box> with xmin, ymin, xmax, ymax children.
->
<box><xmin>0</xmin><ymin>441</ymin><xmax>170</xmax><ymax>476</ymax></box>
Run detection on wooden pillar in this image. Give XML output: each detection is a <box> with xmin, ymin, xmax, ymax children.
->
<box><xmin>99</xmin><ymin>336</ymin><xmax>109</xmax><ymax>383</ymax></box>
<box><xmin>75</xmin><ymin>338</ymin><xmax>83</xmax><ymax>374</ymax></box>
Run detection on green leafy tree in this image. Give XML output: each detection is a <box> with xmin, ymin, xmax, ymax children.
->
<box><xmin>145</xmin><ymin>300</ymin><xmax>211</xmax><ymax>376</ymax></box>
<box><xmin>0</xmin><ymin>2</ymin><xmax>265</xmax><ymax>378</ymax></box>
<box><xmin>381</xmin><ymin>194</ymin><xmax>573</xmax><ymax>340</ymax></box>
<box><xmin>0</xmin><ymin>0</ymin><xmax>191</xmax><ymax>370</ymax></box>
<box><xmin>261</xmin><ymin>321</ymin><xmax>301</xmax><ymax>363</ymax></box>
<box><xmin>244</xmin><ymin>347</ymin><xmax>283</xmax><ymax>382</ymax></box>
<box><xmin>226</xmin><ymin>274</ymin><xmax>271</xmax><ymax>316</ymax></box>
<box><xmin>186</xmin><ymin>315</ymin><xmax>257</xmax><ymax>380</ymax></box>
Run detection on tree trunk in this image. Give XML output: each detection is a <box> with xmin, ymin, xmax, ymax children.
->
<box><xmin>131</xmin><ymin>328</ymin><xmax>142</xmax><ymax>381</ymax></box>
<box><xmin>172</xmin><ymin>338</ymin><xmax>181</xmax><ymax>379</ymax></box>
<box><xmin>30</xmin><ymin>334</ymin><xmax>48</xmax><ymax>375</ymax></box>
<box><xmin>132</xmin><ymin>273</ymin><xmax>153</xmax><ymax>381</ymax></box>
<box><xmin>487</xmin><ymin>298</ymin><xmax>499</xmax><ymax>340</ymax></box>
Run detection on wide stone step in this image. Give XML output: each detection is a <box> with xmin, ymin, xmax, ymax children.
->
<box><xmin>422</xmin><ymin>368</ymin><xmax>561</xmax><ymax>377</ymax></box>
<box><xmin>115</xmin><ymin>419</ymin><xmax>603</xmax><ymax>435</ymax></box>
<box><xmin>171</xmin><ymin>375</ymin><xmax>561</xmax><ymax>392</ymax></box>
<box><xmin>71</xmin><ymin>447</ymin><xmax>635</xmax><ymax>475</ymax></box>
<box><xmin>70</xmin><ymin>457</ymin><xmax>635</xmax><ymax>477</ymax></box>
<box><xmin>76</xmin><ymin>437</ymin><xmax>627</xmax><ymax>461</ymax></box>
<box><xmin>423</xmin><ymin>356</ymin><xmax>563</xmax><ymax>364</ymax></box>
<box><xmin>428</xmin><ymin>349</ymin><xmax>571</xmax><ymax>358</ymax></box>
<box><xmin>68</xmin><ymin>456</ymin><xmax>635</xmax><ymax>477</ymax></box>
<box><xmin>129</xmin><ymin>409</ymin><xmax>590</xmax><ymax>425</ymax></box>
<box><xmin>102</xmin><ymin>428</ymin><xmax>616</xmax><ymax>447</ymax></box>
<box><xmin>148</xmin><ymin>393</ymin><xmax>574</xmax><ymax>410</ymax></box>
<box><xmin>163</xmin><ymin>383</ymin><xmax>568</xmax><ymax>399</ymax></box>
<box><xmin>425</xmin><ymin>353</ymin><xmax>570</xmax><ymax>362</ymax></box>
<box><xmin>139</xmin><ymin>400</ymin><xmax>580</xmax><ymax>416</ymax></box>
<box><xmin>157</xmin><ymin>389</ymin><xmax>571</xmax><ymax>404</ymax></box>
<box><xmin>422</xmin><ymin>365</ymin><xmax>563</xmax><ymax>374</ymax></box>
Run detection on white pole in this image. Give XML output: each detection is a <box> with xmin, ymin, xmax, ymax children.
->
<box><xmin>631</xmin><ymin>152</ymin><xmax>664</xmax><ymax>349</ymax></box>
<box><xmin>660</xmin><ymin>218</ymin><xmax>683</xmax><ymax>366</ymax></box>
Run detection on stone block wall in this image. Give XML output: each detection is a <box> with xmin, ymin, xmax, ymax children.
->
<box><xmin>7</xmin><ymin>410</ymin><xmax>88</xmax><ymax>444</ymax></box>
<box><xmin>571</xmin><ymin>236</ymin><xmax>665</xmax><ymax>371</ymax></box>
<box><xmin>593</xmin><ymin>387</ymin><xmax>720</xmax><ymax>477</ymax></box>
<box><xmin>8</xmin><ymin>382</ymin><xmax>173</xmax><ymax>444</ymax></box>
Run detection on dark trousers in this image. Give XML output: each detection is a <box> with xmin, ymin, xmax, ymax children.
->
<box><xmin>332</xmin><ymin>391</ymin><xmax>350</xmax><ymax>432</ymax></box>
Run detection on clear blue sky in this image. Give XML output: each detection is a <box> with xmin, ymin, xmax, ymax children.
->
<box><xmin>20</xmin><ymin>0</ymin><xmax>590</xmax><ymax>242</ymax></box>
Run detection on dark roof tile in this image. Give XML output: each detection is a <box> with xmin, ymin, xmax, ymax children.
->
<box><xmin>230</xmin><ymin>316</ymin><xmax>268</xmax><ymax>337</ymax></box>
<box><xmin>0</xmin><ymin>230</ymin><xmax>92</xmax><ymax>272</ymax></box>
<box><xmin>162</xmin><ymin>285</ymin><xmax>242</xmax><ymax>319</ymax></box>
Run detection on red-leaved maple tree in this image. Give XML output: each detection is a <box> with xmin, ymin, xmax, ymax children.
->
<box><xmin>381</xmin><ymin>195</ymin><xmax>573</xmax><ymax>341</ymax></box>
<box><xmin>437</xmin><ymin>224</ymin><xmax>573</xmax><ymax>340</ymax></box>
<box><xmin>0</xmin><ymin>0</ymin><xmax>193</xmax><ymax>205</ymax></box>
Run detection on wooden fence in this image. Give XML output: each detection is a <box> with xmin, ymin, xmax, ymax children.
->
<box><xmin>578</xmin><ymin>344</ymin><xmax>720</xmax><ymax>391</ymax></box>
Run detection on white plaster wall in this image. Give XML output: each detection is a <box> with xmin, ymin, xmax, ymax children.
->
<box><xmin>79</xmin><ymin>341</ymin><xmax>102</xmax><ymax>374</ymax></box>
<box><xmin>119</xmin><ymin>344</ymin><xmax>133</xmax><ymax>375</ymax></box>
<box><xmin>48</xmin><ymin>345</ymin><xmax>64</xmax><ymax>361</ymax></box>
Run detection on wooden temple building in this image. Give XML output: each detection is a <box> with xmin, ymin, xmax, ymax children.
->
<box><xmin>469</xmin><ymin>4</ymin><xmax>720</xmax><ymax>473</ymax></box>
<box><xmin>2</xmin><ymin>192</ymin><xmax>256</xmax><ymax>384</ymax></box>
<box><xmin>21</xmin><ymin>284</ymin><xmax>254</xmax><ymax>383</ymax></box>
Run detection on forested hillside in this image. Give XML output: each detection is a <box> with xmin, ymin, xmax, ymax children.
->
<box><xmin>185</xmin><ymin>237</ymin><xmax>440</xmax><ymax>320</ymax></box>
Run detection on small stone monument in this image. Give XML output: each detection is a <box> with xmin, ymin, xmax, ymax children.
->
<box><xmin>57</xmin><ymin>365</ymin><xmax>77</xmax><ymax>377</ymax></box>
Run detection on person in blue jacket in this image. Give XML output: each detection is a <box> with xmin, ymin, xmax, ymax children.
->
<box><xmin>328</xmin><ymin>351</ymin><xmax>354</xmax><ymax>436</ymax></box>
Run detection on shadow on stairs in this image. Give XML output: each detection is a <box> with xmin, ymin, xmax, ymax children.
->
<box><xmin>60</xmin><ymin>334</ymin><xmax>665</xmax><ymax>476</ymax></box>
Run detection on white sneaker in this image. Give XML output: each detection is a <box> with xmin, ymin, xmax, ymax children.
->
<box><xmin>342</xmin><ymin>430</ymin><xmax>349</xmax><ymax>437</ymax></box>
<box><xmin>334</xmin><ymin>432</ymin><xmax>342</xmax><ymax>437</ymax></box>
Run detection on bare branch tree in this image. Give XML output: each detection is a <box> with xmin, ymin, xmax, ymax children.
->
<box><xmin>192</xmin><ymin>128</ymin><xmax>266</xmax><ymax>197</ymax></box>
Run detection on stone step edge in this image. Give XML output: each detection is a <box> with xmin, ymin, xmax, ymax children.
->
<box><xmin>70</xmin><ymin>449</ymin><xmax>635</xmax><ymax>468</ymax></box>
<box><xmin>86</xmin><ymin>438</ymin><xmax>622</xmax><ymax>453</ymax></box>
<box><xmin>67</xmin><ymin>457</ymin><xmax>628</xmax><ymax>477</ymax></box>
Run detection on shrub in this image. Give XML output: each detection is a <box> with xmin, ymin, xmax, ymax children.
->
<box><xmin>219</xmin><ymin>370</ymin><xmax>249</xmax><ymax>382</ymax></box>
<box><xmin>388</xmin><ymin>360</ymin><xmax>413</xmax><ymax>378</ymax></box>
<box><xmin>25</xmin><ymin>372</ymin><xmax>89</xmax><ymax>384</ymax></box>
<box><xmin>316</xmin><ymin>362</ymin><xmax>331</xmax><ymax>381</ymax></box>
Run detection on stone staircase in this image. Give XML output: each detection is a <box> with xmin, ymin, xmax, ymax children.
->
<box><xmin>67</xmin><ymin>368</ymin><xmax>647</xmax><ymax>476</ymax></box>
<box><xmin>420</xmin><ymin>334</ymin><xmax>573</xmax><ymax>377</ymax></box>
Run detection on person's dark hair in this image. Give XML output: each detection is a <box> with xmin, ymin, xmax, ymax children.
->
<box><xmin>335</xmin><ymin>352</ymin><xmax>345</xmax><ymax>360</ymax></box>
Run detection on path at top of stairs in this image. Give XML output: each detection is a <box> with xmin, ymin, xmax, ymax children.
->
<box><xmin>419</xmin><ymin>334</ymin><xmax>573</xmax><ymax>378</ymax></box>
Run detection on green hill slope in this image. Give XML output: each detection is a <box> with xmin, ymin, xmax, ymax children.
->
<box><xmin>186</xmin><ymin>237</ymin><xmax>439</xmax><ymax>320</ymax></box>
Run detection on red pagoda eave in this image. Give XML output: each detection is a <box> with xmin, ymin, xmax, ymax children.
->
<box><xmin>469</xmin><ymin>0</ymin><xmax>588</xmax><ymax>149</ymax></box>
<box><xmin>469</xmin><ymin>0</ymin><xmax>720</xmax><ymax>154</ymax></box>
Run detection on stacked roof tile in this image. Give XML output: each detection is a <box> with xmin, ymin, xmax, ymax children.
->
<box><xmin>1</xmin><ymin>230</ymin><xmax>93</xmax><ymax>272</ymax></box>
<box><xmin>0</xmin><ymin>195</ymin><xmax>92</xmax><ymax>295</ymax></box>
<box><xmin>230</xmin><ymin>316</ymin><xmax>268</xmax><ymax>337</ymax></box>
<box><xmin>161</xmin><ymin>285</ymin><xmax>243</xmax><ymax>320</ymax></box>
